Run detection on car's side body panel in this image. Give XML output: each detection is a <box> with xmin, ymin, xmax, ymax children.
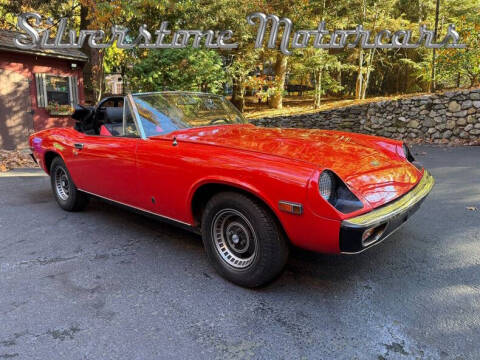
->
<box><xmin>133</xmin><ymin>137</ymin><xmax>345</xmax><ymax>252</ymax></box>
<box><xmin>31</xmin><ymin>127</ymin><xmax>344</xmax><ymax>252</ymax></box>
<box><xmin>29</xmin><ymin>121</ymin><xmax>426</xmax><ymax>255</ymax></box>
<box><xmin>66</xmin><ymin>134</ymin><xmax>138</xmax><ymax>205</ymax></box>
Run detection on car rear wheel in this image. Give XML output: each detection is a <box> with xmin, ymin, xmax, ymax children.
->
<box><xmin>50</xmin><ymin>157</ymin><xmax>89</xmax><ymax>211</ymax></box>
<box><xmin>201</xmin><ymin>192</ymin><xmax>289</xmax><ymax>288</ymax></box>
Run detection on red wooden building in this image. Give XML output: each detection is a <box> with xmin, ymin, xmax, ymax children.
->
<box><xmin>0</xmin><ymin>30</ymin><xmax>87</xmax><ymax>150</ymax></box>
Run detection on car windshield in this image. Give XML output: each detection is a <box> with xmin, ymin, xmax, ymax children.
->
<box><xmin>131</xmin><ymin>92</ymin><xmax>247</xmax><ymax>137</ymax></box>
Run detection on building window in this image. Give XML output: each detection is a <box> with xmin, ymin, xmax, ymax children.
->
<box><xmin>45</xmin><ymin>75</ymin><xmax>70</xmax><ymax>105</ymax></box>
<box><xmin>35</xmin><ymin>73</ymin><xmax>79</xmax><ymax>108</ymax></box>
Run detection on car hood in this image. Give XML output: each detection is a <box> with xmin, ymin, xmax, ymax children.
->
<box><xmin>168</xmin><ymin>124</ymin><xmax>421</xmax><ymax>207</ymax></box>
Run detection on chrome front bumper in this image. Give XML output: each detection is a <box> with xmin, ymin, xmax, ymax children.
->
<box><xmin>339</xmin><ymin>170</ymin><xmax>435</xmax><ymax>254</ymax></box>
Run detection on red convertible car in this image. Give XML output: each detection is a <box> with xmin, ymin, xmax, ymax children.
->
<box><xmin>30</xmin><ymin>91</ymin><xmax>434</xmax><ymax>287</ymax></box>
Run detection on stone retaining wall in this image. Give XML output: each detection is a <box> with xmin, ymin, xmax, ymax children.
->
<box><xmin>250</xmin><ymin>88</ymin><xmax>480</xmax><ymax>143</ymax></box>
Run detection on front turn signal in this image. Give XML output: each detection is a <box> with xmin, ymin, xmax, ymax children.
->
<box><xmin>278</xmin><ymin>201</ymin><xmax>303</xmax><ymax>215</ymax></box>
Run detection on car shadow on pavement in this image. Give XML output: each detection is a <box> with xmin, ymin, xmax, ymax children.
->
<box><xmin>84</xmin><ymin>197</ymin><xmax>374</xmax><ymax>291</ymax></box>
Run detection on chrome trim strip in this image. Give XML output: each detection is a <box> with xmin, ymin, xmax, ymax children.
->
<box><xmin>78</xmin><ymin>189</ymin><xmax>193</xmax><ymax>227</ymax></box>
<box><xmin>343</xmin><ymin>170</ymin><xmax>435</xmax><ymax>228</ymax></box>
<box><xmin>126</xmin><ymin>93</ymin><xmax>147</xmax><ymax>140</ymax></box>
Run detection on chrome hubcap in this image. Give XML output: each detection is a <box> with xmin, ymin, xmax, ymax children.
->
<box><xmin>212</xmin><ymin>209</ymin><xmax>257</xmax><ymax>269</ymax></box>
<box><xmin>54</xmin><ymin>167</ymin><xmax>70</xmax><ymax>201</ymax></box>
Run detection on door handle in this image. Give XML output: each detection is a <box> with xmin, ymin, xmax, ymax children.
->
<box><xmin>74</xmin><ymin>143</ymin><xmax>84</xmax><ymax>150</ymax></box>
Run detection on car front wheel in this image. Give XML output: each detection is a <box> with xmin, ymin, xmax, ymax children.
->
<box><xmin>50</xmin><ymin>157</ymin><xmax>89</xmax><ymax>211</ymax></box>
<box><xmin>201</xmin><ymin>192</ymin><xmax>289</xmax><ymax>288</ymax></box>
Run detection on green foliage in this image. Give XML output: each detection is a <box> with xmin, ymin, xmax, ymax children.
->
<box><xmin>5</xmin><ymin>0</ymin><xmax>478</xmax><ymax>109</ymax></box>
<box><xmin>0</xmin><ymin>0</ymin><xmax>82</xmax><ymax>30</ymax></box>
<box><xmin>103</xmin><ymin>42</ymin><xmax>131</xmax><ymax>75</ymax></box>
<box><xmin>128</xmin><ymin>47</ymin><xmax>226</xmax><ymax>93</ymax></box>
<box><xmin>435</xmin><ymin>1</ymin><xmax>480</xmax><ymax>88</ymax></box>
<box><xmin>290</xmin><ymin>49</ymin><xmax>343</xmax><ymax>96</ymax></box>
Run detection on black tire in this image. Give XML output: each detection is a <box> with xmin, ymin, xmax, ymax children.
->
<box><xmin>50</xmin><ymin>157</ymin><xmax>89</xmax><ymax>211</ymax></box>
<box><xmin>201</xmin><ymin>192</ymin><xmax>289</xmax><ymax>288</ymax></box>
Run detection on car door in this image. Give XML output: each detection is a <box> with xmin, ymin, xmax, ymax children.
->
<box><xmin>67</xmin><ymin>99</ymin><xmax>140</xmax><ymax>206</ymax></box>
<box><xmin>135</xmin><ymin>137</ymin><xmax>185</xmax><ymax>220</ymax></box>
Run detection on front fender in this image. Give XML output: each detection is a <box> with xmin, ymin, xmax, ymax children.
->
<box><xmin>187</xmin><ymin>176</ymin><xmax>281</xmax><ymax>222</ymax></box>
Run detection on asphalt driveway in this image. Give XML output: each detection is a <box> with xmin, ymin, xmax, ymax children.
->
<box><xmin>0</xmin><ymin>145</ymin><xmax>479</xmax><ymax>360</ymax></box>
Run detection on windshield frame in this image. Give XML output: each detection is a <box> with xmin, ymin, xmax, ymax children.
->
<box><xmin>127</xmin><ymin>91</ymin><xmax>246</xmax><ymax>139</ymax></box>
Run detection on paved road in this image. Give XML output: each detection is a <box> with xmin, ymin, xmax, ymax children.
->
<box><xmin>0</xmin><ymin>145</ymin><xmax>479</xmax><ymax>360</ymax></box>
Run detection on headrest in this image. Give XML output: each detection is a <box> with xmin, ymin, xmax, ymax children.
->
<box><xmin>105</xmin><ymin>107</ymin><xmax>123</xmax><ymax>123</ymax></box>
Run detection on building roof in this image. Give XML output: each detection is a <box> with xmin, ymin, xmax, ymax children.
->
<box><xmin>0</xmin><ymin>30</ymin><xmax>88</xmax><ymax>62</ymax></box>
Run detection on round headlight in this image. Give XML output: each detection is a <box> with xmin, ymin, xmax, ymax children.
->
<box><xmin>319</xmin><ymin>170</ymin><xmax>336</xmax><ymax>201</ymax></box>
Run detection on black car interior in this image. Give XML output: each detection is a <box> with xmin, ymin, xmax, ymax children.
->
<box><xmin>73</xmin><ymin>96</ymin><xmax>125</xmax><ymax>136</ymax></box>
<box><xmin>103</xmin><ymin>107</ymin><xmax>124</xmax><ymax>135</ymax></box>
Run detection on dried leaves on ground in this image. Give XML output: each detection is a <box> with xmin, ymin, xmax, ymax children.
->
<box><xmin>242</xmin><ymin>93</ymin><xmax>434</xmax><ymax>120</ymax></box>
<box><xmin>0</xmin><ymin>150</ymin><xmax>38</xmax><ymax>172</ymax></box>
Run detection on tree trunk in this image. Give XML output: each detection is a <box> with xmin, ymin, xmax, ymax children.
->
<box><xmin>314</xmin><ymin>71</ymin><xmax>322</xmax><ymax>109</ymax></box>
<box><xmin>231</xmin><ymin>80</ymin><xmax>245</xmax><ymax>112</ymax></box>
<box><xmin>356</xmin><ymin>49</ymin><xmax>364</xmax><ymax>99</ymax></box>
<box><xmin>469</xmin><ymin>75</ymin><xmax>477</xmax><ymax>88</ymax></box>
<box><xmin>80</xmin><ymin>4</ymin><xmax>94</xmax><ymax>103</ymax></box>
<box><xmin>90</xmin><ymin>50</ymin><xmax>104</xmax><ymax>102</ymax></box>
<box><xmin>96</xmin><ymin>51</ymin><xmax>104</xmax><ymax>102</ymax></box>
<box><xmin>361</xmin><ymin>49</ymin><xmax>375</xmax><ymax>99</ymax></box>
<box><xmin>430</xmin><ymin>0</ymin><xmax>440</xmax><ymax>92</ymax></box>
<box><xmin>121</xmin><ymin>66</ymin><xmax>126</xmax><ymax>94</ymax></box>
<box><xmin>270</xmin><ymin>53</ymin><xmax>288</xmax><ymax>109</ymax></box>
<box><xmin>356</xmin><ymin>0</ymin><xmax>367</xmax><ymax>99</ymax></box>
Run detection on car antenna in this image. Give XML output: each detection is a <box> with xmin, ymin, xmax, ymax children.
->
<box><xmin>172</xmin><ymin>136</ymin><xmax>178</xmax><ymax>146</ymax></box>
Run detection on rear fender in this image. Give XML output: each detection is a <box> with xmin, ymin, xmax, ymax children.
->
<box><xmin>29</xmin><ymin>132</ymin><xmax>68</xmax><ymax>174</ymax></box>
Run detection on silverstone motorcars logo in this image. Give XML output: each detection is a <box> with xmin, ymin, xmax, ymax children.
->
<box><xmin>15</xmin><ymin>12</ymin><xmax>467</xmax><ymax>55</ymax></box>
